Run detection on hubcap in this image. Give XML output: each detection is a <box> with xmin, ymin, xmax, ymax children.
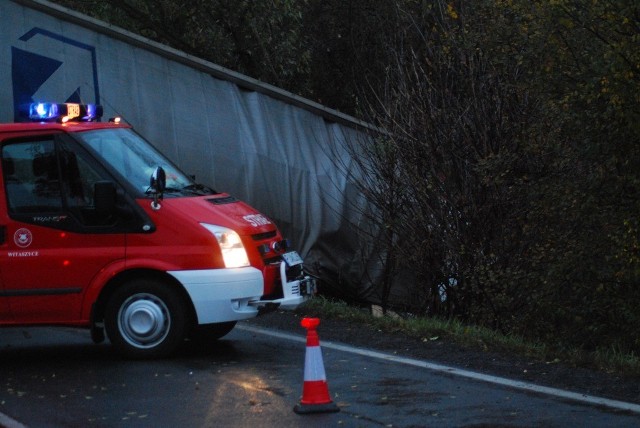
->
<box><xmin>118</xmin><ymin>293</ymin><xmax>171</xmax><ymax>348</ymax></box>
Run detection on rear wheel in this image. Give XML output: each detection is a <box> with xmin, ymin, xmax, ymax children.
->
<box><xmin>105</xmin><ymin>279</ymin><xmax>188</xmax><ymax>359</ymax></box>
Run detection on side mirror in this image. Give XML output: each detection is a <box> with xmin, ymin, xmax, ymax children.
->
<box><xmin>149</xmin><ymin>166</ymin><xmax>166</xmax><ymax>210</ymax></box>
<box><xmin>150</xmin><ymin>166</ymin><xmax>166</xmax><ymax>194</ymax></box>
<box><xmin>94</xmin><ymin>181</ymin><xmax>116</xmax><ymax>214</ymax></box>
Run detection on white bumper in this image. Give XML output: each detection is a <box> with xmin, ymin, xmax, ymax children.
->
<box><xmin>168</xmin><ymin>264</ymin><xmax>314</xmax><ymax>325</ymax></box>
<box><xmin>168</xmin><ymin>267</ymin><xmax>263</xmax><ymax>324</ymax></box>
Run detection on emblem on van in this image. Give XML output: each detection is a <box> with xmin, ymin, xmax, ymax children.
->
<box><xmin>14</xmin><ymin>228</ymin><xmax>33</xmax><ymax>248</ymax></box>
<box><xmin>243</xmin><ymin>214</ymin><xmax>272</xmax><ymax>227</ymax></box>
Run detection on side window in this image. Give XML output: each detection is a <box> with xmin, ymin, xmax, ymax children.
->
<box><xmin>58</xmin><ymin>140</ymin><xmax>116</xmax><ymax>226</ymax></box>
<box><xmin>2</xmin><ymin>139</ymin><xmax>63</xmax><ymax>213</ymax></box>
<box><xmin>2</xmin><ymin>137</ymin><xmax>118</xmax><ymax>228</ymax></box>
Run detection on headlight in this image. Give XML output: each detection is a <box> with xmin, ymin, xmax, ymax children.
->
<box><xmin>200</xmin><ymin>223</ymin><xmax>250</xmax><ymax>268</ymax></box>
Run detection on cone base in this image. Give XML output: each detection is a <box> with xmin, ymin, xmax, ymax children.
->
<box><xmin>293</xmin><ymin>401</ymin><xmax>340</xmax><ymax>415</ymax></box>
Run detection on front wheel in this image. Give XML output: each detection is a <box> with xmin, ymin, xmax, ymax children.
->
<box><xmin>105</xmin><ymin>279</ymin><xmax>188</xmax><ymax>359</ymax></box>
<box><xmin>191</xmin><ymin>321</ymin><xmax>237</xmax><ymax>343</ymax></box>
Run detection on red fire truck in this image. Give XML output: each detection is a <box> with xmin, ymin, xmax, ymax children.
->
<box><xmin>0</xmin><ymin>102</ymin><xmax>315</xmax><ymax>358</ymax></box>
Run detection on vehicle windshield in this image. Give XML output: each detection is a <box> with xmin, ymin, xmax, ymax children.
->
<box><xmin>76</xmin><ymin>128</ymin><xmax>213</xmax><ymax>196</ymax></box>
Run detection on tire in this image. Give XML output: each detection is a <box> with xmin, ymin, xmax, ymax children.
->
<box><xmin>191</xmin><ymin>321</ymin><xmax>237</xmax><ymax>343</ymax></box>
<box><xmin>105</xmin><ymin>279</ymin><xmax>188</xmax><ymax>359</ymax></box>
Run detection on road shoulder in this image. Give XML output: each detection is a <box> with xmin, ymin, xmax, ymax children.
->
<box><xmin>245</xmin><ymin>309</ymin><xmax>640</xmax><ymax>405</ymax></box>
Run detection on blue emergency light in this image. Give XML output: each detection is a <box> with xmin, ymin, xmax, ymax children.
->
<box><xmin>27</xmin><ymin>102</ymin><xmax>103</xmax><ymax>122</ymax></box>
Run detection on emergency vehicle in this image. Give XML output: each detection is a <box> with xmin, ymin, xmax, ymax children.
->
<box><xmin>0</xmin><ymin>102</ymin><xmax>315</xmax><ymax>358</ymax></box>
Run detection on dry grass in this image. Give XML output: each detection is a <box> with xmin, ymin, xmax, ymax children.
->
<box><xmin>298</xmin><ymin>296</ymin><xmax>640</xmax><ymax>376</ymax></box>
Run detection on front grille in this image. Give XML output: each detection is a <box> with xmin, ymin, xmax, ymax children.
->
<box><xmin>290</xmin><ymin>282</ymin><xmax>301</xmax><ymax>295</ymax></box>
<box><xmin>252</xmin><ymin>231</ymin><xmax>277</xmax><ymax>241</ymax></box>
<box><xmin>264</xmin><ymin>256</ymin><xmax>282</xmax><ymax>265</ymax></box>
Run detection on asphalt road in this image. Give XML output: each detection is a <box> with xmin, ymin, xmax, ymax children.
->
<box><xmin>1</xmin><ymin>323</ymin><xmax>639</xmax><ymax>427</ymax></box>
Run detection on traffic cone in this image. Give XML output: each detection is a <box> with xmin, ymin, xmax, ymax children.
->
<box><xmin>293</xmin><ymin>317</ymin><xmax>340</xmax><ymax>414</ymax></box>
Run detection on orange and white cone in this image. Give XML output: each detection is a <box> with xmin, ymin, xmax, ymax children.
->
<box><xmin>293</xmin><ymin>317</ymin><xmax>340</xmax><ymax>414</ymax></box>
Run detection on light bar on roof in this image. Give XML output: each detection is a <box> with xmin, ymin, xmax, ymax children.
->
<box><xmin>28</xmin><ymin>102</ymin><xmax>103</xmax><ymax>122</ymax></box>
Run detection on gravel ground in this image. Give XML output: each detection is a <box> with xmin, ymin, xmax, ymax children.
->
<box><xmin>246</xmin><ymin>309</ymin><xmax>640</xmax><ymax>405</ymax></box>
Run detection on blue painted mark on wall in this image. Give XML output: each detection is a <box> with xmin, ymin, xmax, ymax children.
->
<box><xmin>12</xmin><ymin>27</ymin><xmax>100</xmax><ymax>121</ymax></box>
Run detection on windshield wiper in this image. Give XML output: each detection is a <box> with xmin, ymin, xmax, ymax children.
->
<box><xmin>144</xmin><ymin>184</ymin><xmax>217</xmax><ymax>196</ymax></box>
<box><xmin>182</xmin><ymin>183</ymin><xmax>218</xmax><ymax>195</ymax></box>
<box><xmin>162</xmin><ymin>187</ymin><xmax>184</xmax><ymax>193</ymax></box>
<box><xmin>145</xmin><ymin>186</ymin><xmax>183</xmax><ymax>195</ymax></box>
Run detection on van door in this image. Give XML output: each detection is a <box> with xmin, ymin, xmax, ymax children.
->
<box><xmin>0</xmin><ymin>161</ymin><xmax>12</xmax><ymax>321</ymax></box>
<box><xmin>0</xmin><ymin>134</ymin><xmax>125</xmax><ymax>324</ymax></box>
<box><xmin>0</xmin><ymin>225</ymin><xmax>10</xmax><ymax>321</ymax></box>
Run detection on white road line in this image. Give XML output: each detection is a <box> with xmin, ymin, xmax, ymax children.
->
<box><xmin>0</xmin><ymin>411</ymin><xmax>28</xmax><ymax>428</ymax></box>
<box><xmin>239</xmin><ymin>323</ymin><xmax>640</xmax><ymax>414</ymax></box>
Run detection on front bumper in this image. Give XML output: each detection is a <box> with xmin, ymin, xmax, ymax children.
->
<box><xmin>249</xmin><ymin>260</ymin><xmax>317</xmax><ymax>310</ymax></box>
<box><xmin>168</xmin><ymin>261</ymin><xmax>316</xmax><ymax>325</ymax></box>
<box><xmin>168</xmin><ymin>267</ymin><xmax>263</xmax><ymax>324</ymax></box>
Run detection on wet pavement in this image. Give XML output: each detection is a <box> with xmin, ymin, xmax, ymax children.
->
<box><xmin>0</xmin><ymin>323</ymin><xmax>639</xmax><ymax>427</ymax></box>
